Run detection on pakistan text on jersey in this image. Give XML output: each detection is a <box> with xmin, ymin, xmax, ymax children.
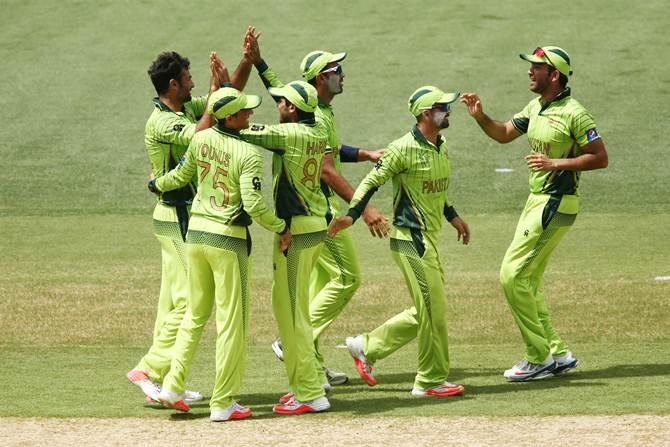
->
<box><xmin>422</xmin><ymin>177</ymin><xmax>449</xmax><ymax>194</ymax></box>
<box><xmin>528</xmin><ymin>138</ymin><xmax>550</xmax><ymax>154</ymax></box>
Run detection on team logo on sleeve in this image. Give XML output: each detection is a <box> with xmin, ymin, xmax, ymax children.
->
<box><xmin>252</xmin><ymin>176</ymin><xmax>262</xmax><ymax>191</ymax></box>
<box><xmin>585</xmin><ymin>128</ymin><xmax>600</xmax><ymax>142</ymax></box>
<box><xmin>173</xmin><ymin>124</ymin><xmax>185</xmax><ymax>132</ymax></box>
<box><xmin>374</xmin><ymin>159</ymin><xmax>383</xmax><ymax>171</ymax></box>
<box><xmin>250</xmin><ymin>125</ymin><xmax>265</xmax><ymax>132</ymax></box>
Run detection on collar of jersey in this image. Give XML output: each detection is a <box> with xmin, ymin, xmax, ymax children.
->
<box><xmin>317</xmin><ymin>97</ymin><xmax>332</xmax><ymax>109</ymax></box>
<box><xmin>411</xmin><ymin>125</ymin><xmax>444</xmax><ymax>152</ymax></box>
<box><xmin>297</xmin><ymin>117</ymin><xmax>316</xmax><ymax>125</ymax></box>
<box><xmin>539</xmin><ymin>87</ymin><xmax>571</xmax><ymax>112</ymax></box>
<box><xmin>214</xmin><ymin>123</ymin><xmax>242</xmax><ymax>139</ymax></box>
<box><xmin>153</xmin><ymin>97</ymin><xmax>185</xmax><ymax>114</ymax></box>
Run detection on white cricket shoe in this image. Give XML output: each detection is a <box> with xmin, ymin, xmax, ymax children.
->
<box><xmin>346</xmin><ymin>335</ymin><xmax>376</xmax><ymax>386</ymax></box>
<box><xmin>271</xmin><ymin>339</ymin><xmax>284</xmax><ymax>361</ymax></box>
<box><xmin>504</xmin><ymin>356</ymin><xmax>556</xmax><ymax>382</ymax></box>
<box><xmin>553</xmin><ymin>351</ymin><xmax>580</xmax><ymax>375</ymax></box>
<box><xmin>324</xmin><ymin>367</ymin><xmax>348</xmax><ymax>385</ymax></box>
<box><xmin>273</xmin><ymin>396</ymin><xmax>330</xmax><ymax>415</ymax></box>
<box><xmin>157</xmin><ymin>387</ymin><xmax>190</xmax><ymax>412</ymax></box>
<box><xmin>210</xmin><ymin>401</ymin><xmax>252</xmax><ymax>422</ymax></box>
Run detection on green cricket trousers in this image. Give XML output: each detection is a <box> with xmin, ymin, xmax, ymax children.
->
<box><xmin>162</xmin><ymin>219</ymin><xmax>251</xmax><ymax>411</ymax></box>
<box><xmin>500</xmin><ymin>193</ymin><xmax>577</xmax><ymax>364</ymax></box>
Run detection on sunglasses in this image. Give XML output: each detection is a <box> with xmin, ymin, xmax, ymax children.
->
<box><xmin>533</xmin><ymin>47</ymin><xmax>557</xmax><ymax>70</ymax></box>
<box><xmin>320</xmin><ymin>64</ymin><xmax>343</xmax><ymax>76</ymax></box>
<box><xmin>431</xmin><ymin>103</ymin><xmax>451</xmax><ymax>113</ymax></box>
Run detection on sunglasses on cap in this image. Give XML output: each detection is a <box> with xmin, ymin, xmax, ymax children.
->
<box><xmin>320</xmin><ymin>64</ymin><xmax>343</xmax><ymax>76</ymax></box>
<box><xmin>533</xmin><ymin>47</ymin><xmax>558</xmax><ymax>70</ymax></box>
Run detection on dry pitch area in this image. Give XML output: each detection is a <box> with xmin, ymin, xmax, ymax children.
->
<box><xmin>2</xmin><ymin>416</ymin><xmax>669</xmax><ymax>446</ymax></box>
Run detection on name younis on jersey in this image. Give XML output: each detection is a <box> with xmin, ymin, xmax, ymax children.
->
<box><xmin>199</xmin><ymin>143</ymin><xmax>231</xmax><ymax>167</ymax></box>
<box><xmin>422</xmin><ymin>177</ymin><xmax>449</xmax><ymax>194</ymax></box>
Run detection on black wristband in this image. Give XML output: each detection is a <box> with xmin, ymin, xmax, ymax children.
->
<box><xmin>148</xmin><ymin>179</ymin><xmax>159</xmax><ymax>194</ymax></box>
<box><xmin>339</xmin><ymin>144</ymin><xmax>360</xmax><ymax>163</ymax></box>
<box><xmin>255</xmin><ymin>59</ymin><xmax>268</xmax><ymax>73</ymax></box>
<box><xmin>444</xmin><ymin>205</ymin><xmax>459</xmax><ymax>222</ymax></box>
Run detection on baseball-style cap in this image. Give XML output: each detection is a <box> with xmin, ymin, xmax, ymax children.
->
<box><xmin>408</xmin><ymin>86</ymin><xmax>461</xmax><ymax>117</ymax></box>
<box><xmin>268</xmin><ymin>80</ymin><xmax>319</xmax><ymax>113</ymax></box>
<box><xmin>300</xmin><ymin>50</ymin><xmax>347</xmax><ymax>80</ymax></box>
<box><xmin>208</xmin><ymin>87</ymin><xmax>262</xmax><ymax>119</ymax></box>
<box><xmin>520</xmin><ymin>46</ymin><xmax>572</xmax><ymax>77</ymax></box>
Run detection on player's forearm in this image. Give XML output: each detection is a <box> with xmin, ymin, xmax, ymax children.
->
<box><xmin>230</xmin><ymin>57</ymin><xmax>253</xmax><ymax>91</ymax></box>
<box><xmin>195</xmin><ymin>113</ymin><xmax>215</xmax><ymax>132</ymax></box>
<box><xmin>322</xmin><ymin>166</ymin><xmax>356</xmax><ymax>203</ymax></box>
<box><xmin>475</xmin><ymin>114</ymin><xmax>515</xmax><ymax>143</ymax></box>
<box><xmin>244</xmin><ymin>195</ymin><xmax>286</xmax><ymax>233</ymax></box>
<box><xmin>552</xmin><ymin>152</ymin><xmax>608</xmax><ymax>171</ymax></box>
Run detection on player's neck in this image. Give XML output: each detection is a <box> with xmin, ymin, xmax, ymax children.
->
<box><xmin>159</xmin><ymin>95</ymin><xmax>184</xmax><ymax>113</ymax></box>
<box><xmin>317</xmin><ymin>87</ymin><xmax>333</xmax><ymax>105</ymax></box>
<box><xmin>540</xmin><ymin>84</ymin><xmax>562</xmax><ymax>104</ymax></box>
<box><xmin>417</xmin><ymin>122</ymin><xmax>440</xmax><ymax>146</ymax></box>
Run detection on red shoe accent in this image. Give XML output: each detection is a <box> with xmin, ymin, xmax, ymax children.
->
<box><xmin>272</xmin><ymin>402</ymin><xmax>316</xmax><ymax>415</ymax></box>
<box><xmin>229</xmin><ymin>408</ymin><xmax>252</xmax><ymax>420</ymax></box>
<box><xmin>279</xmin><ymin>392</ymin><xmax>294</xmax><ymax>404</ymax></box>
<box><xmin>353</xmin><ymin>358</ymin><xmax>376</xmax><ymax>386</ymax></box>
<box><xmin>173</xmin><ymin>400</ymin><xmax>190</xmax><ymax>412</ymax></box>
<box><xmin>425</xmin><ymin>384</ymin><xmax>464</xmax><ymax>397</ymax></box>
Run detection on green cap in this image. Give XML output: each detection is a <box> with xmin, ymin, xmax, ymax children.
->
<box><xmin>408</xmin><ymin>86</ymin><xmax>460</xmax><ymax>117</ymax></box>
<box><xmin>208</xmin><ymin>87</ymin><xmax>262</xmax><ymax>119</ymax></box>
<box><xmin>268</xmin><ymin>80</ymin><xmax>319</xmax><ymax>113</ymax></box>
<box><xmin>520</xmin><ymin>46</ymin><xmax>572</xmax><ymax>77</ymax></box>
<box><xmin>300</xmin><ymin>50</ymin><xmax>347</xmax><ymax>80</ymax></box>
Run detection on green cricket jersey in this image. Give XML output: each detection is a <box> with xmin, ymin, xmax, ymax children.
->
<box><xmin>511</xmin><ymin>88</ymin><xmax>601</xmax><ymax>196</ymax></box>
<box><xmin>145</xmin><ymin>96</ymin><xmax>208</xmax><ymax>204</ymax></box>
<box><xmin>348</xmin><ymin>126</ymin><xmax>455</xmax><ymax>232</ymax></box>
<box><xmin>255</xmin><ymin>63</ymin><xmax>344</xmax><ymax>214</ymax></box>
<box><xmin>240</xmin><ymin>121</ymin><xmax>330</xmax><ymax>221</ymax></box>
<box><xmin>154</xmin><ymin>124</ymin><xmax>286</xmax><ymax>234</ymax></box>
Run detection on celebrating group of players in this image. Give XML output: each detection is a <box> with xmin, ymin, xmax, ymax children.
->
<box><xmin>126</xmin><ymin>26</ymin><xmax>608</xmax><ymax>422</ymax></box>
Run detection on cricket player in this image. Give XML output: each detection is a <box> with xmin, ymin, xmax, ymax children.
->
<box><xmin>151</xmin><ymin>86</ymin><xmax>291</xmax><ymax>421</ymax></box>
<box><xmin>244</xmin><ymin>32</ymin><xmax>388</xmax><ymax>387</ymax></box>
<box><xmin>460</xmin><ymin>46</ymin><xmax>608</xmax><ymax>381</ymax></box>
<box><xmin>329</xmin><ymin>86</ymin><xmax>469</xmax><ymax>398</ymax></box>
<box><xmin>240</xmin><ymin>80</ymin><xmax>332</xmax><ymax>415</ymax></box>
<box><xmin>127</xmin><ymin>33</ymin><xmax>260</xmax><ymax>404</ymax></box>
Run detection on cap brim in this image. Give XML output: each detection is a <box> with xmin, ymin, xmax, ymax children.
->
<box><xmin>242</xmin><ymin>94</ymin><xmax>262</xmax><ymax>110</ymax></box>
<box><xmin>329</xmin><ymin>52</ymin><xmax>347</xmax><ymax>63</ymax></box>
<box><xmin>520</xmin><ymin>53</ymin><xmax>547</xmax><ymax>64</ymax></box>
<box><xmin>267</xmin><ymin>86</ymin><xmax>287</xmax><ymax>99</ymax></box>
<box><xmin>437</xmin><ymin>92</ymin><xmax>461</xmax><ymax>105</ymax></box>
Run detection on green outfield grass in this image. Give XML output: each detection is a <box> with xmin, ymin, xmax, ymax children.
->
<box><xmin>1</xmin><ymin>0</ymin><xmax>668</xmax><ymax>420</ymax></box>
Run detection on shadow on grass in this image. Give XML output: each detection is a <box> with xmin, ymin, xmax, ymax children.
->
<box><xmin>161</xmin><ymin>364</ymin><xmax>670</xmax><ymax>419</ymax></box>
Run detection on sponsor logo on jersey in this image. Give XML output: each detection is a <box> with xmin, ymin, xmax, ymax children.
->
<box><xmin>173</xmin><ymin>124</ymin><xmax>185</xmax><ymax>132</ymax></box>
<box><xmin>585</xmin><ymin>128</ymin><xmax>599</xmax><ymax>143</ymax></box>
<box><xmin>250</xmin><ymin>124</ymin><xmax>265</xmax><ymax>132</ymax></box>
<box><xmin>252</xmin><ymin>177</ymin><xmax>262</xmax><ymax>191</ymax></box>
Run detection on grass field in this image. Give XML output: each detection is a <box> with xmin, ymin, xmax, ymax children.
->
<box><xmin>1</xmin><ymin>0</ymin><xmax>669</xmax><ymax>445</ymax></box>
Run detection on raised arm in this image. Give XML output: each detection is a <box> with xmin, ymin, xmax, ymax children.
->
<box><xmin>460</xmin><ymin>93</ymin><xmax>521</xmax><ymax>144</ymax></box>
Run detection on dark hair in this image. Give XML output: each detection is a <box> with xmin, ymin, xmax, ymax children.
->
<box><xmin>296</xmin><ymin>108</ymin><xmax>315</xmax><ymax>122</ymax></box>
<box><xmin>547</xmin><ymin>65</ymin><xmax>569</xmax><ymax>88</ymax></box>
<box><xmin>307</xmin><ymin>77</ymin><xmax>318</xmax><ymax>87</ymax></box>
<box><xmin>148</xmin><ymin>52</ymin><xmax>190</xmax><ymax>95</ymax></box>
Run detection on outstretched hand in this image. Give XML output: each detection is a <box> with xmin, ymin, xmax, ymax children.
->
<box><xmin>209</xmin><ymin>51</ymin><xmax>230</xmax><ymax>91</ymax></box>
<box><xmin>362</xmin><ymin>206</ymin><xmax>389</xmax><ymax>238</ymax></box>
<box><xmin>244</xmin><ymin>25</ymin><xmax>262</xmax><ymax>65</ymax></box>
<box><xmin>327</xmin><ymin>216</ymin><xmax>354</xmax><ymax>238</ymax></box>
<box><xmin>460</xmin><ymin>93</ymin><xmax>485</xmax><ymax>121</ymax></box>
